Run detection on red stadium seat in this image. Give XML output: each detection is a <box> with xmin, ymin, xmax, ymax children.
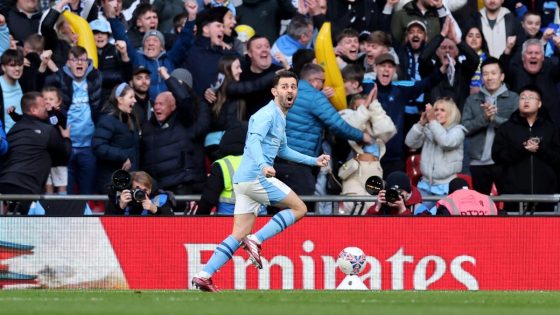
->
<box><xmin>406</xmin><ymin>154</ymin><xmax>422</xmax><ymax>185</ymax></box>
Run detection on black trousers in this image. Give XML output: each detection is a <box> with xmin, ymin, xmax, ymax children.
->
<box><xmin>469</xmin><ymin>164</ymin><xmax>504</xmax><ymax>195</ymax></box>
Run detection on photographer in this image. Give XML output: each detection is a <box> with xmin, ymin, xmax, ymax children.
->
<box><xmin>366</xmin><ymin>171</ymin><xmax>426</xmax><ymax>216</ymax></box>
<box><xmin>106</xmin><ymin>171</ymin><xmax>174</xmax><ymax>216</ymax></box>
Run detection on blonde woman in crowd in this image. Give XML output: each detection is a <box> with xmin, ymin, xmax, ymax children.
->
<box><xmin>405</xmin><ymin>97</ymin><xmax>466</xmax><ymax>208</ymax></box>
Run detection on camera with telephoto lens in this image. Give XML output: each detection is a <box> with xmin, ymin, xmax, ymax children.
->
<box><xmin>110</xmin><ymin>170</ymin><xmax>146</xmax><ymax>203</ymax></box>
<box><xmin>365</xmin><ymin>175</ymin><xmax>401</xmax><ymax>203</ymax></box>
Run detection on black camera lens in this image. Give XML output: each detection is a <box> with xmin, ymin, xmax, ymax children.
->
<box><xmin>132</xmin><ymin>189</ymin><xmax>147</xmax><ymax>202</ymax></box>
<box><xmin>365</xmin><ymin>176</ymin><xmax>385</xmax><ymax>195</ymax></box>
<box><xmin>111</xmin><ymin>169</ymin><xmax>131</xmax><ymax>191</ymax></box>
<box><xmin>385</xmin><ymin>188</ymin><xmax>401</xmax><ymax>203</ymax></box>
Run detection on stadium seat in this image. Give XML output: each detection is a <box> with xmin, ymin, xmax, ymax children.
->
<box><xmin>490</xmin><ymin>183</ymin><xmax>503</xmax><ymax>210</ymax></box>
<box><xmin>406</xmin><ymin>154</ymin><xmax>421</xmax><ymax>185</ymax></box>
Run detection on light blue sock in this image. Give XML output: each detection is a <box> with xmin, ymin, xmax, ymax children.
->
<box><xmin>255</xmin><ymin>210</ymin><xmax>296</xmax><ymax>243</ymax></box>
<box><xmin>202</xmin><ymin>235</ymin><xmax>240</xmax><ymax>276</ymax></box>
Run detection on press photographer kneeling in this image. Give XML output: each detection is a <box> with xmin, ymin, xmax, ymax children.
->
<box><xmin>105</xmin><ymin>170</ymin><xmax>174</xmax><ymax>215</ymax></box>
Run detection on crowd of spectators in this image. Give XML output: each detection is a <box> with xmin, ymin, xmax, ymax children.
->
<box><xmin>0</xmin><ymin>0</ymin><xmax>559</xmax><ymax>215</ymax></box>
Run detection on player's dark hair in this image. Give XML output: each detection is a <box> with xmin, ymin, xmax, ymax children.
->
<box><xmin>273</xmin><ymin>70</ymin><xmax>298</xmax><ymax>87</ymax></box>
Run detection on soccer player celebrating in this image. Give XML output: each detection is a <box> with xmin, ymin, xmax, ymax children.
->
<box><xmin>192</xmin><ymin>70</ymin><xmax>331</xmax><ymax>292</ymax></box>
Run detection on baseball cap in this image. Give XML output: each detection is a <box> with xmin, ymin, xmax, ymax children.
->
<box><xmin>143</xmin><ymin>30</ymin><xmax>165</xmax><ymax>47</ymax></box>
<box><xmin>171</xmin><ymin>68</ymin><xmax>193</xmax><ymax>88</ymax></box>
<box><xmin>375</xmin><ymin>53</ymin><xmax>396</xmax><ymax>65</ymax></box>
<box><xmin>133</xmin><ymin>65</ymin><xmax>151</xmax><ymax>76</ymax></box>
<box><xmin>406</xmin><ymin>20</ymin><xmax>427</xmax><ymax>33</ymax></box>
<box><xmin>386</xmin><ymin>171</ymin><xmax>412</xmax><ymax>193</ymax></box>
<box><xmin>90</xmin><ymin>19</ymin><xmax>112</xmax><ymax>34</ymax></box>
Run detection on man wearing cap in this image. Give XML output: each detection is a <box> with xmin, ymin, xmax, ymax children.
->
<box><xmin>395</xmin><ymin>20</ymin><xmax>428</xmax><ymax>137</ymax></box>
<box><xmin>90</xmin><ymin>18</ymin><xmax>133</xmax><ymax>102</ymax></box>
<box><xmin>184</xmin><ymin>7</ymin><xmax>238</xmax><ymax>98</ymax></box>
<box><xmin>107</xmin><ymin>4</ymin><xmax>195</xmax><ymax>101</ymax></box>
<box><xmin>397</xmin><ymin>20</ymin><xmax>428</xmax><ymax>81</ymax></box>
<box><xmin>360</xmin><ymin>30</ymin><xmax>396</xmax><ymax>94</ymax></box>
<box><xmin>141</xmin><ymin>66</ymin><xmax>210</xmax><ymax>204</ymax></box>
<box><xmin>130</xmin><ymin>66</ymin><xmax>152</xmax><ymax>125</ymax></box>
<box><xmin>375</xmin><ymin>51</ymin><xmax>447</xmax><ymax>176</ymax></box>
<box><xmin>391</xmin><ymin>0</ymin><xmax>455</xmax><ymax>44</ymax></box>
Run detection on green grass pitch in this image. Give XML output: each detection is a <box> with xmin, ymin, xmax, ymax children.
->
<box><xmin>1</xmin><ymin>290</ymin><xmax>560</xmax><ymax>315</ymax></box>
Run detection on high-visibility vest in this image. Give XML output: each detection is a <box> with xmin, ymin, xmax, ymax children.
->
<box><xmin>216</xmin><ymin>155</ymin><xmax>242</xmax><ymax>204</ymax></box>
<box><xmin>436</xmin><ymin>189</ymin><xmax>498</xmax><ymax>215</ymax></box>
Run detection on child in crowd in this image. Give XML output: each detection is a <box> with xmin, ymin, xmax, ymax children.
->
<box><xmin>42</xmin><ymin>87</ymin><xmax>68</xmax><ymax>194</ymax></box>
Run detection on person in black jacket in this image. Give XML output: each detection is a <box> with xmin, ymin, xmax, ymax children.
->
<box><xmin>0</xmin><ymin>92</ymin><xmax>72</xmax><ymax>214</ymax></box>
<box><xmin>93</xmin><ymin>83</ymin><xmax>141</xmax><ymax>194</ymax></box>
<box><xmin>2</xmin><ymin>0</ymin><xmax>42</xmax><ymax>45</ymax></box>
<box><xmin>419</xmin><ymin>17</ymin><xmax>480</xmax><ymax>112</ymax></box>
<box><xmin>499</xmin><ymin>38</ymin><xmax>560</xmax><ymax>124</ymax></box>
<box><xmin>492</xmin><ymin>85</ymin><xmax>560</xmax><ymax>212</ymax></box>
<box><xmin>313</xmin><ymin>0</ymin><xmax>396</xmax><ymax>41</ymax></box>
<box><xmin>140</xmin><ymin>66</ymin><xmax>210</xmax><ymax>209</ymax></box>
<box><xmin>89</xmin><ymin>18</ymin><xmax>133</xmax><ymax>102</ymax></box>
<box><xmin>105</xmin><ymin>171</ymin><xmax>174</xmax><ymax>215</ymax></box>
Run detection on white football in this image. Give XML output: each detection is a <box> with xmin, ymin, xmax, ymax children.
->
<box><xmin>336</xmin><ymin>247</ymin><xmax>367</xmax><ymax>275</ymax></box>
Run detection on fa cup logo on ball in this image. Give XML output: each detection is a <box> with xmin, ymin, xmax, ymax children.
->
<box><xmin>336</xmin><ymin>247</ymin><xmax>367</xmax><ymax>275</ymax></box>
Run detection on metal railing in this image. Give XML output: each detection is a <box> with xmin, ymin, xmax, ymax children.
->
<box><xmin>1</xmin><ymin>194</ymin><xmax>559</xmax><ymax>216</ymax></box>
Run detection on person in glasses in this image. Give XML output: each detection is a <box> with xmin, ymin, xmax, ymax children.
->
<box><xmin>500</xmin><ymin>38</ymin><xmax>560</xmax><ymax>124</ymax></box>
<box><xmin>39</xmin><ymin>45</ymin><xmax>102</xmax><ymax>195</ymax></box>
<box><xmin>492</xmin><ymin>85</ymin><xmax>560</xmax><ymax>212</ymax></box>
